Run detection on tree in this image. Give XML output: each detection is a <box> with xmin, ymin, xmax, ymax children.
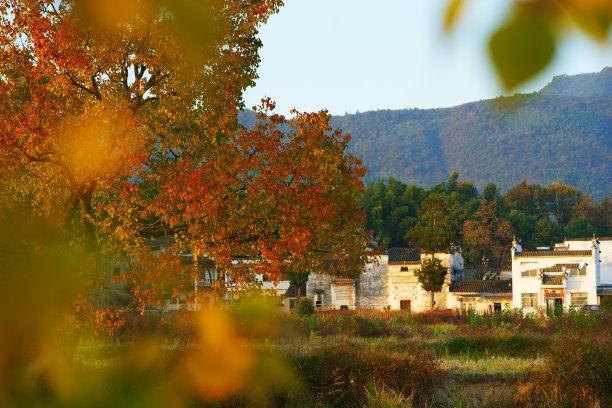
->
<box><xmin>0</xmin><ymin>1</ymin><xmax>371</xmax><ymax>313</ymax></box>
<box><xmin>286</xmin><ymin>270</ymin><xmax>309</xmax><ymax>300</ymax></box>
<box><xmin>483</xmin><ymin>183</ymin><xmax>500</xmax><ymax>202</ymax></box>
<box><xmin>414</xmin><ymin>256</ymin><xmax>447</xmax><ymax>311</ymax></box>
<box><xmin>1</xmin><ymin>0</ymin><xmax>284</xmax><ymax>249</ymax></box>
<box><xmin>566</xmin><ymin>217</ymin><xmax>595</xmax><ymax>239</ymax></box>
<box><xmin>405</xmin><ymin>193</ymin><xmax>463</xmax><ymax>256</ymax></box>
<box><xmin>506</xmin><ymin>209</ymin><xmax>537</xmax><ymax>249</ymax></box>
<box><xmin>462</xmin><ymin>200</ymin><xmax>512</xmax><ymax>271</ymax></box>
<box><xmin>532</xmin><ymin>217</ymin><xmax>564</xmax><ymax>247</ymax></box>
<box><xmin>542</xmin><ymin>183</ymin><xmax>581</xmax><ymax>228</ymax></box>
<box><xmin>503</xmin><ymin>181</ymin><xmax>541</xmax><ymax>217</ymax></box>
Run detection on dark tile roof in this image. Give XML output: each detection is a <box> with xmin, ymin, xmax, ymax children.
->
<box><xmin>565</xmin><ymin>237</ymin><xmax>612</xmax><ymax>241</ymax></box>
<box><xmin>449</xmin><ymin>279</ymin><xmax>512</xmax><ymax>294</ymax></box>
<box><xmin>515</xmin><ymin>250</ymin><xmax>592</xmax><ymax>257</ymax></box>
<box><xmin>597</xmin><ymin>287</ymin><xmax>612</xmax><ymax>295</ymax></box>
<box><xmin>388</xmin><ymin>247</ymin><xmax>421</xmax><ymax>265</ymax></box>
<box><xmin>331</xmin><ymin>277</ymin><xmax>355</xmax><ymax>285</ymax></box>
<box><xmin>542</xmin><ymin>275</ymin><xmax>564</xmax><ymax>285</ymax></box>
<box><xmin>540</xmin><ymin>264</ymin><xmax>579</xmax><ymax>273</ymax></box>
<box><xmin>499</xmin><ymin>257</ymin><xmax>513</xmax><ymax>271</ymax></box>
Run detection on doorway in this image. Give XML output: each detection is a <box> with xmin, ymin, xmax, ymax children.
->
<box><xmin>546</xmin><ymin>297</ymin><xmax>563</xmax><ymax>317</ymax></box>
<box><xmin>400</xmin><ymin>299</ymin><xmax>411</xmax><ymax>312</ymax></box>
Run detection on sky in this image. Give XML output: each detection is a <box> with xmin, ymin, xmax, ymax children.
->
<box><xmin>243</xmin><ymin>0</ymin><xmax>612</xmax><ymax>117</ymax></box>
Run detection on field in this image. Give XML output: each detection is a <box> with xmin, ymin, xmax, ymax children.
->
<box><xmin>67</xmin><ymin>306</ymin><xmax>612</xmax><ymax>408</ymax></box>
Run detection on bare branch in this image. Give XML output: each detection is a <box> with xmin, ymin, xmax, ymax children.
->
<box><xmin>65</xmin><ymin>71</ymin><xmax>102</xmax><ymax>100</ymax></box>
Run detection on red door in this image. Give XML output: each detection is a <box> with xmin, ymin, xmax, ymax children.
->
<box><xmin>400</xmin><ymin>300</ymin><xmax>411</xmax><ymax>311</ymax></box>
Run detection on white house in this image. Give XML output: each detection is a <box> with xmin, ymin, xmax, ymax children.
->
<box><xmin>305</xmin><ymin>248</ymin><xmax>464</xmax><ymax>312</ymax></box>
<box><xmin>447</xmin><ymin>279</ymin><xmax>513</xmax><ymax>314</ymax></box>
<box><xmin>563</xmin><ymin>237</ymin><xmax>612</xmax><ymax>285</ymax></box>
<box><xmin>511</xmin><ymin>237</ymin><xmax>600</xmax><ymax>313</ymax></box>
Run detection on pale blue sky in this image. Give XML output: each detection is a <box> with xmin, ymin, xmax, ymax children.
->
<box><xmin>243</xmin><ymin>0</ymin><xmax>612</xmax><ymax>116</ymax></box>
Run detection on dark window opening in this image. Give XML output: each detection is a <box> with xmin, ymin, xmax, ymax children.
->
<box><xmin>494</xmin><ymin>303</ymin><xmax>501</xmax><ymax>313</ymax></box>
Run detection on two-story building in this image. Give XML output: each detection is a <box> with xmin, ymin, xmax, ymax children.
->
<box><xmin>511</xmin><ymin>237</ymin><xmax>600</xmax><ymax>313</ymax></box>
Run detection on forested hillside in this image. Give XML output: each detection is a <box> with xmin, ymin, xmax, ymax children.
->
<box><xmin>331</xmin><ymin>68</ymin><xmax>612</xmax><ymax>199</ymax></box>
<box><xmin>240</xmin><ymin>68</ymin><xmax>612</xmax><ymax>199</ymax></box>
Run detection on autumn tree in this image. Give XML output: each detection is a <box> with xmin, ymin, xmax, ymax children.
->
<box><xmin>462</xmin><ymin>200</ymin><xmax>512</xmax><ymax>272</ymax></box>
<box><xmin>0</xmin><ymin>1</ymin><xmax>371</xmax><ymax>311</ymax></box>
<box><xmin>414</xmin><ymin>256</ymin><xmax>447</xmax><ymax>311</ymax></box>
<box><xmin>573</xmin><ymin>196</ymin><xmax>612</xmax><ymax>237</ymax></box>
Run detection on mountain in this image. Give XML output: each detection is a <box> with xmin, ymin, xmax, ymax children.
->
<box><xmin>540</xmin><ymin>67</ymin><xmax>612</xmax><ymax>97</ymax></box>
<box><xmin>329</xmin><ymin>67</ymin><xmax>612</xmax><ymax>200</ymax></box>
<box><xmin>239</xmin><ymin>68</ymin><xmax>612</xmax><ymax>199</ymax></box>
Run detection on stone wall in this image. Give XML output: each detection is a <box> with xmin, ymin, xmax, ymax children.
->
<box><xmin>355</xmin><ymin>261</ymin><xmax>388</xmax><ymax>309</ymax></box>
<box><xmin>306</xmin><ymin>272</ymin><xmax>332</xmax><ymax>311</ymax></box>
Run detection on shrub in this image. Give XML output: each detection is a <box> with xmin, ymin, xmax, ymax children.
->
<box><xmin>295</xmin><ymin>297</ymin><xmax>314</xmax><ymax>317</ymax></box>
<box><xmin>354</xmin><ymin>315</ymin><xmax>388</xmax><ymax>337</ymax></box>
<box><xmin>601</xmin><ymin>295</ymin><xmax>612</xmax><ymax>310</ymax></box>
<box><xmin>293</xmin><ymin>343</ymin><xmax>442</xmax><ymax>407</ymax></box>
<box><xmin>517</xmin><ymin>335</ymin><xmax>612</xmax><ymax>407</ymax></box>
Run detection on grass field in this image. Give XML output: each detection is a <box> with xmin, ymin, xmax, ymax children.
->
<box><xmin>65</xmin><ymin>306</ymin><xmax>612</xmax><ymax>408</ymax></box>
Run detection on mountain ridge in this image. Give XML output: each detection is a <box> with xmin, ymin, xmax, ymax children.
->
<box><xmin>240</xmin><ymin>67</ymin><xmax>612</xmax><ymax>199</ymax></box>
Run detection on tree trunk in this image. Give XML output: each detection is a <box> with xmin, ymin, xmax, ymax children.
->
<box><xmin>297</xmin><ymin>285</ymin><xmax>301</xmax><ymax>300</ymax></box>
<box><xmin>430</xmin><ymin>290</ymin><xmax>435</xmax><ymax>311</ymax></box>
<box><xmin>79</xmin><ymin>184</ymin><xmax>97</xmax><ymax>251</ymax></box>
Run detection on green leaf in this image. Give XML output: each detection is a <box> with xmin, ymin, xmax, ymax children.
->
<box><xmin>489</xmin><ymin>13</ymin><xmax>555</xmax><ymax>90</ymax></box>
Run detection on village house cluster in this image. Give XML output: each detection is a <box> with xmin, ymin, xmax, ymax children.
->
<box><xmin>100</xmin><ymin>236</ymin><xmax>612</xmax><ymax>314</ymax></box>
<box><xmin>295</xmin><ymin>236</ymin><xmax>611</xmax><ymax>314</ymax></box>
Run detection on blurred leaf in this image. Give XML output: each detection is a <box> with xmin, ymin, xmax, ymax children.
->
<box><xmin>73</xmin><ymin>0</ymin><xmax>152</xmax><ymax>28</ymax></box>
<box><xmin>489</xmin><ymin>12</ymin><xmax>555</xmax><ymax>90</ymax></box>
<box><xmin>162</xmin><ymin>0</ymin><xmax>224</xmax><ymax>65</ymax></box>
<box><xmin>561</xmin><ymin>0</ymin><xmax>612</xmax><ymax>41</ymax></box>
<box><xmin>443</xmin><ymin>0</ymin><xmax>467</xmax><ymax>32</ymax></box>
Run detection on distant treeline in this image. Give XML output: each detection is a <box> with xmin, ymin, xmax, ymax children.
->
<box><xmin>359</xmin><ymin>173</ymin><xmax>611</xmax><ymax>266</ymax></box>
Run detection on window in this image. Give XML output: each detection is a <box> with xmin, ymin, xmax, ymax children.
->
<box><xmin>521</xmin><ymin>269</ymin><xmax>537</xmax><ymax>277</ymax></box>
<box><xmin>400</xmin><ymin>267</ymin><xmax>409</xmax><ymax>272</ymax></box>
<box><xmin>571</xmin><ymin>293</ymin><xmax>588</xmax><ymax>307</ymax></box>
<box><xmin>494</xmin><ymin>303</ymin><xmax>502</xmax><ymax>313</ymax></box>
<box><xmin>571</xmin><ymin>267</ymin><xmax>586</xmax><ymax>277</ymax></box>
<box><xmin>459</xmin><ymin>299</ymin><xmax>472</xmax><ymax>313</ymax></box>
<box><xmin>521</xmin><ymin>293</ymin><xmax>538</xmax><ymax>308</ymax></box>
<box><xmin>314</xmin><ymin>293</ymin><xmax>322</xmax><ymax>309</ymax></box>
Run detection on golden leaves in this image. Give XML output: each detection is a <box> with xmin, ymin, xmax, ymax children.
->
<box><xmin>176</xmin><ymin>307</ymin><xmax>253</xmax><ymax>400</ymax></box>
<box><xmin>55</xmin><ymin>104</ymin><xmax>144</xmax><ymax>182</ymax></box>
